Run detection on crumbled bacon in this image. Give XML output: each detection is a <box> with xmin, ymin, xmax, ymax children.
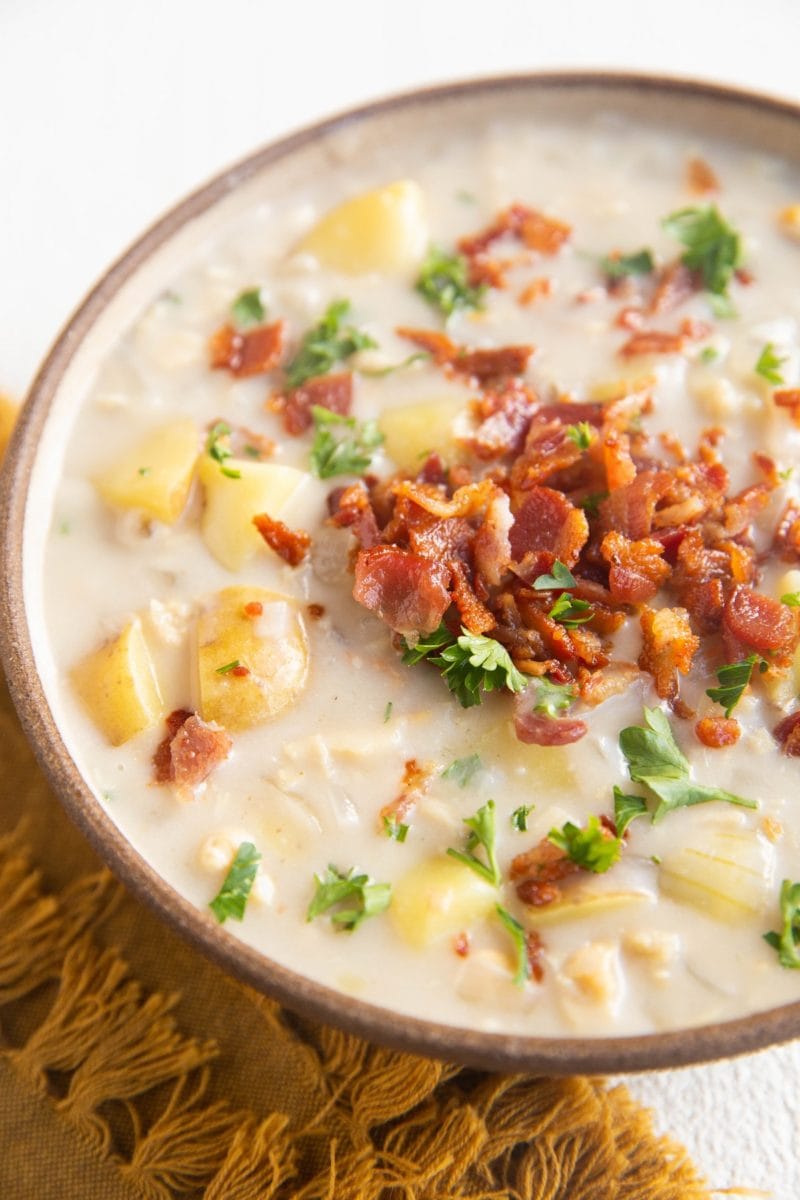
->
<box><xmin>514</xmin><ymin>705</ymin><xmax>587</xmax><ymax>746</ymax></box>
<box><xmin>209</xmin><ymin>320</ymin><xmax>286</xmax><ymax>377</ymax></box>
<box><xmin>638</xmin><ymin>606</ymin><xmax>699</xmax><ymax>701</ymax></box>
<box><xmin>467</xmin><ymin>379</ymin><xmax>538</xmax><ymax>459</ymax></box>
<box><xmin>774</xmin><ymin>711</ymin><xmax>800</xmax><ymax>756</ymax></box>
<box><xmin>153</xmin><ymin>709</ymin><xmax>193</xmax><ymax>783</ymax></box>
<box><xmin>602</xmin><ymin>431</ymin><xmax>637</xmax><ymax>491</ymax></box>
<box><xmin>458</xmin><ymin>203</ymin><xmax>571</xmax><ymax>261</ymax></box>
<box><xmin>253</xmin><ymin>513</ymin><xmax>311</xmax><ymax>566</ymax></box>
<box><xmin>601</xmin><ymin>531</ymin><xmax>671</xmax><ymax>604</ymax></box>
<box><xmin>153</xmin><ymin>710</ymin><xmax>232</xmax><ymax>789</ymax></box>
<box><xmin>518</xmin><ymin>277</ymin><xmax>553</xmax><ymax>306</ymax></box>
<box><xmin>723</xmin><ymin>585</ymin><xmax>799</xmax><ymax>657</ymax></box>
<box><xmin>449</xmin><ymin>558</ymin><xmax>495</xmax><ymax>634</ymax></box>
<box><xmin>619</xmin><ymin>329</ymin><xmax>685</xmax><ymax>357</ymax></box>
<box><xmin>774</xmin><ymin>500</ymin><xmax>800</xmax><ymax>561</ymax></box>
<box><xmin>380</xmin><ymin>759</ymin><xmax>431</xmax><ymax>826</ymax></box>
<box><xmin>686</xmin><ymin>157</ymin><xmax>720</xmax><ymax>194</ymax></box>
<box><xmin>473</xmin><ymin>491</ymin><xmax>513</xmax><ymax>586</ymax></box>
<box><xmin>243</xmin><ymin>601</ymin><xmax>263</xmax><ymax>618</ymax></box>
<box><xmin>281</xmin><ymin>371</ymin><xmax>352</xmax><ymax>435</ymax></box>
<box><xmin>598</xmin><ymin>470</ymin><xmax>673</xmax><ymax>540</ymax></box>
<box><xmin>649</xmin><ymin>263</ymin><xmax>698</xmax><ymax>315</ymax></box>
<box><xmin>327</xmin><ymin>482</ymin><xmax>381</xmax><ymax>549</ymax></box>
<box><xmin>774</xmin><ymin>389</ymin><xmax>800</xmax><ymax>424</ymax></box>
<box><xmin>508</xmin><ymin>486</ymin><xmax>589</xmax><ymax>575</ymax></box>
<box><xmin>510</xmin><ymin>838</ymin><xmax>580</xmax><ymax>907</ymax></box>
<box><xmin>579</xmin><ymin>661</ymin><xmax>641</xmax><ymax>706</ymax></box>
<box><xmin>526</xmin><ymin>930</ymin><xmax>546</xmax><ymax>983</ymax></box>
<box><xmin>453</xmin><ymin>932</ymin><xmax>470</xmax><ymax>958</ymax></box>
<box><xmin>353</xmin><ymin>546</ymin><xmax>451</xmax><ymax>636</ymax></box>
<box><xmin>696</xmin><ymin>716</ymin><xmax>740</xmax><ymax>748</ymax></box>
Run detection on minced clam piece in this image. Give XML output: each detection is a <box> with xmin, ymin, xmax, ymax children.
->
<box><xmin>43</xmin><ymin>113</ymin><xmax>800</xmax><ymax>1037</ymax></box>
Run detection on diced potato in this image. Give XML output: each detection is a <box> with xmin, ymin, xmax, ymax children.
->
<box><xmin>778</xmin><ymin>203</ymin><xmax>800</xmax><ymax>241</ymax></box>
<box><xmin>658</xmin><ymin>830</ymin><xmax>773</xmax><ymax>922</ymax></box>
<box><xmin>521</xmin><ymin>885</ymin><xmax>652</xmax><ymax>928</ymax></box>
<box><xmin>477</xmin><ymin>719</ymin><xmax>577</xmax><ymax>795</ymax></box>
<box><xmin>559</xmin><ymin>940</ymin><xmax>620</xmax><ymax>1006</ymax></box>
<box><xmin>390</xmin><ymin>856</ymin><xmax>496</xmax><ymax>948</ymax></box>
<box><xmin>71</xmin><ymin>618</ymin><xmax>165</xmax><ymax>745</ymax></box>
<box><xmin>197</xmin><ymin>586</ymin><xmax>308</xmax><ymax>731</ymax></box>
<box><xmin>0</xmin><ymin>393</ymin><xmax>18</xmax><ymax>462</ymax></box>
<box><xmin>199</xmin><ymin>455</ymin><xmax>309</xmax><ymax>572</ymax></box>
<box><xmin>379</xmin><ymin>397</ymin><xmax>466</xmax><ymax>472</ymax></box>
<box><xmin>296</xmin><ymin>181</ymin><xmax>428</xmax><ymax>275</ymax></box>
<box><xmin>589</xmin><ymin>373</ymin><xmax>655</xmax><ymax>403</ymax></box>
<box><xmin>94</xmin><ymin>418</ymin><xmax>199</xmax><ymax>524</ymax></box>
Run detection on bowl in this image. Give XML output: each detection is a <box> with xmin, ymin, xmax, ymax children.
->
<box><xmin>3</xmin><ymin>71</ymin><xmax>800</xmax><ymax>1074</ymax></box>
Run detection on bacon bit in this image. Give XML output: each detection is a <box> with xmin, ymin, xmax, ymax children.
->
<box><xmin>616</xmin><ymin>306</ymin><xmax>645</xmax><ymax>331</ymax></box>
<box><xmin>686</xmin><ymin>157</ymin><xmax>720</xmax><ymax>194</ymax></box>
<box><xmin>774</xmin><ymin>500</ymin><xmax>800</xmax><ymax>562</ymax></box>
<box><xmin>153</xmin><ymin>709</ymin><xmax>193</xmax><ymax>783</ymax></box>
<box><xmin>238</xmin><ymin>427</ymin><xmax>275</xmax><ymax>460</ymax></box>
<box><xmin>526</xmin><ymin>930</ymin><xmax>546</xmax><ymax>983</ymax></box>
<box><xmin>599</xmin><ymin>470</ymin><xmax>673</xmax><ymax>540</ymax></box>
<box><xmin>380</xmin><ymin>758</ymin><xmax>431</xmax><ymax>826</ymax></box>
<box><xmin>774</xmin><ymin>710</ymin><xmax>800</xmax><ymax>756</ymax></box>
<box><xmin>639</xmin><ymin>606</ymin><xmax>699</xmax><ymax>701</ymax></box>
<box><xmin>649</xmin><ymin>262</ymin><xmax>698</xmax><ymax>315</ymax></box>
<box><xmin>576</xmin><ymin>286</ymin><xmax>606</xmax><ymax>305</ymax></box>
<box><xmin>393</xmin><ymin>478</ymin><xmax>498</xmax><ymax>521</ymax></box>
<box><xmin>695</xmin><ymin>715</ymin><xmax>740</xmax><ymax>748</ymax></box>
<box><xmin>209</xmin><ymin>320</ymin><xmax>285</xmax><ymax>378</ymax></box>
<box><xmin>281</xmin><ymin>371</ymin><xmax>352</xmax><ymax>435</ymax></box>
<box><xmin>602</xmin><ymin>431</ymin><xmax>637</xmax><ymax>491</ymax></box>
<box><xmin>579</xmin><ymin>661</ymin><xmax>641</xmax><ymax>706</ymax></box>
<box><xmin>511</xmin><ymin>838</ymin><xmax>580</xmax><ymax>907</ymax></box>
<box><xmin>680</xmin><ymin>317</ymin><xmax>713</xmax><ymax>341</ymax></box>
<box><xmin>243</xmin><ymin>601</ymin><xmax>263</xmax><ymax>618</ymax></box>
<box><xmin>518</xmin><ymin>277</ymin><xmax>553</xmax><ymax>306</ymax></box>
<box><xmin>230</xmin><ymin>664</ymin><xmax>250</xmax><ymax>678</ymax></box>
<box><xmin>353</xmin><ymin>545</ymin><xmax>451</xmax><ymax>637</ymax></box>
<box><xmin>307</xmin><ymin>602</ymin><xmax>325</xmax><ymax>620</ymax></box>
<box><xmin>753</xmin><ymin>451</ymin><xmax>780</xmax><ymax>489</ymax></box>
<box><xmin>723</xmin><ymin>585</ymin><xmax>799</xmax><ymax>655</ymax></box>
<box><xmin>722</xmin><ymin>482</ymin><xmax>771</xmax><ymax>538</ymax></box>
<box><xmin>449</xmin><ymin>558</ymin><xmax>495</xmax><ymax>634</ymax></box>
<box><xmin>510</xmin><ymin>419</ymin><xmax>584</xmax><ymax>492</ymax></box>
<box><xmin>327</xmin><ymin>482</ymin><xmax>381</xmax><ymax>549</ymax></box>
<box><xmin>468</xmin><ymin>380</ymin><xmax>539</xmax><ymax>460</ymax></box>
<box><xmin>154</xmin><ymin>711</ymin><xmax>232</xmax><ymax>789</ymax></box>
<box><xmin>459</xmin><ymin>203</ymin><xmax>571</xmax><ymax>259</ymax></box>
<box><xmin>513</xmin><ymin>706</ymin><xmax>587</xmax><ymax>746</ymax></box>
<box><xmin>453</xmin><ymin>932</ymin><xmax>470</xmax><ymax>958</ymax></box>
<box><xmin>453</xmin><ymin>344</ymin><xmax>534</xmax><ymax>384</ymax></box>
<box><xmin>619</xmin><ymin>329</ymin><xmax>685</xmax><ymax>358</ymax></box>
<box><xmin>253</xmin><ymin>513</ymin><xmax>311</xmax><ymax>567</ymax></box>
<box><xmin>395</xmin><ymin>326</ymin><xmax>456</xmax><ymax>364</ymax></box>
<box><xmin>601</xmin><ymin>531</ymin><xmax>671</xmax><ymax>604</ymax></box>
<box><xmin>473</xmin><ymin>491</ymin><xmax>513</xmax><ymax>586</ymax></box>
<box><xmin>509</xmin><ymin>486</ymin><xmax>589</xmax><ymax>573</ymax></box>
<box><xmin>774</xmin><ymin>389</ymin><xmax>800</xmax><ymax>424</ymax></box>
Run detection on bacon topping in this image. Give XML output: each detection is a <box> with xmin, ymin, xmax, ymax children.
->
<box><xmin>619</xmin><ymin>329</ymin><xmax>685</xmax><ymax>358</ymax></box>
<box><xmin>723</xmin><ymin>585</ymin><xmax>799</xmax><ymax>656</ymax></box>
<box><xmin>509</xmin><ymin>486</ymin><xmax>589</xmax><ymax>574</ymax></box>
<box><xmin>253</xmin><ymin>513</ymin><xmax>311</xmax><ymax>566</ymax></box>
<box><xmin>510</xmin><ymin>838</ymin><xmax>580</xmax><ymax>907</ymax></box>
<box><xmin>774</xmin><ymin>711</ymin><xmax>800</xmax><ymax>757</ymax></box>
<box><xmin>396</xmin><ymin>327</ymin><xmax>533</xmax><ymax>384</ymax></box>
<box><xmin>774</xmin><ymin>500</ymin><xmax>800</xmax><ymax>562</ymax></box>
<box><xmin>209</xmin><ymin>320</ymin><xmax>285</xmax><ymax>378</ymax></box>
<box><xmin>600</xmin><ymin>531</ymin><xmax>671</xmax><ymax>604</ymax></box>
<box><xmin>638</xmin><ymin>606</ymin><xmax>699</xmax><ymax>701</ymax></box>
<box><xmin>281</xmin><ymin>371</ymin><xmax>352</xmax><ymax>435</ymax></box>
<box><xmin>353</xmin><ymin>546</ymin><xmax>451</xmax><ymax>637</ymax></box>
<box><xmin>774</xmin><ymin>389</ymin><xmax>800</xmax><ymax>424</ymax></box>
<box><xmin>327</xmin><ymin>482</ymin><xmax>381</xmax><ymax>549</ymax></box>
<box><xmin>686</xmin><ymin>157</ymin><xmax>720</xmax><ymax>194</ymax></box>
<box><xmin>153</xmin><ymin>710</ymin><xmax>232</xmax><ymax>789</ymax></box>
<box><xmin>695</xmin><ymin>716</ymin><xmax>740</xmax><ymax>748</ymax></box>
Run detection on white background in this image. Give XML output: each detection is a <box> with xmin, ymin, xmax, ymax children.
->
<box><xmin>2</xmin><ymin>0</ymin><xmax>799</xmax><ymax>1194</ymax></box>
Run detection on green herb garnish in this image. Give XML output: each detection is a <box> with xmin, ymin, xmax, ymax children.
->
<box><xmin>496</xmin><ymin>905</ymin><xmax>531</xmax><ymax>986</ymax></box>
<box><xmin>358</xmin><ymin>352</ymin><xmax>429</xmax><ymax>377</ymax></box>
<box><xmin>286</xmin><ymin>300</ymin><xmax>376</xmax><ymax>389</ymax></box>
<box><xmin>402</xmin><ymin>625</ymin><xmax>526</xmax><ymax>709</ymax></box>
<box><xmin>613</xmin><ymin>787</ymin><xmax>649</xmax><ymax>837</ymax></box>
<box><xmin>700</xmin><ymin>346</ymin><xmax>719</xmax><ymax>364</ymax></box>
<box><xmin>231</xmin><ymin>288</ymin><xmax>265</xmax><ymax>327</ymax></box>
<box><xmin>600</xmin><ymin>249</ymin><xmax>655</xmax><ymax>278</ymax></box>
<box><xmin>206</xmin><ymin>420</ymin><xmax>241</xmax><ymax>480</ymax></box>
<box><xmin>441</xmin><ymin>754</ymin><xmax>483</xmax><ymax>788</ymax></box>
<box><xmin>532</xmin><ymin>560</ymin><xmax>577</xmax><ymax>591</ymax></box>
<box><xmin>548</xmin><ymin>815</ymin><xmax>622</xmax><ymax>873</ymax></box>
<box><xmin>511</xmin><ymin>804</ymin><xmax>534</xmax><ymax>832</ymax></box>
<box><xmin>619</xmin><ymin>707</ymin><xmax>756</xmax><ymax>822</ymax></box>
<box><xmin>578</xmin><ymin>491</ymin><xmax>609</xmax><ymax>517</ymax></box>
<box><xmin>705</xmin><ymin>654</ymin><xmax>765</xmax><ymax>717</ymax></box>
<box><xmin>137</xmin><ymin>466</ymin><xmax>151</xmax><ymax>476</ymax></box>
<box><xmin>764</xmin><ymin>879</ymin><xmax>800</xmax><ymax>969</ymax></box>
<box><xmin>755</xmin><ymin>342</ymin><xmax>787</xmax><ymax>386</ymax></box>
<box><xmin>662</xmin><ymin>205</ymin><xmax>743</xmax><ymax>299</ymax></box>
<box><xmin>531</xmin><ymin>676</ymin><xmax>576</xmax><ymax>719</ymax></box>
<box><xmin>416</xmin><ymin>246</ymin><xmax>486</xmax><ymax>318</ymax></box>
<box><xmin>309</xmin><ymin>405</ymin><xmax>383</xmax><ymax>479</ymax></box>
<box><xmin>447</xmin><ymin>800</ymin><xmax>500</xmax><ymax>885</ymax></box>
<box><xmin>383</xmin><ymin>701</ymin><xmax>393</xmax><ymax>723</ymax></box>
<box><xmin>209</xmin><ymin>842</ymin><xmax>261</xmax><ymax>923</ymax></box>
<box><xmin>547</xmin><ymin>593</ymin><xmax>593</xmax><ymax>627</ymax></box>
<box><xmin>383</xmin><ymin>814</ymin><xmax>409</xmax><ymax>843</ymax></box>
<box><xmin>781</xmin><ymin>592</ymin><xmax>800</xmax><ymax>608</ymax></box>
<box><xmin>566</xmin><ymin>421</ymin><xmax>595</xmax><ymax>450</ymax></box>
<box><xmin>307</xmin><ymin>864</ymin><xmax>391</xmax><ymax>931</ymax></box>
<box><xmin>215</xmin><ymin>660</ymin><xmax>241</xmax><ymax>674</ymax></box>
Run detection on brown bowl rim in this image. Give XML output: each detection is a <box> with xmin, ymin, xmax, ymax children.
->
<box><xmin>3</xmin><ymin>69</ymin><xmax>800</xmax><ymax>1075</ymax></box>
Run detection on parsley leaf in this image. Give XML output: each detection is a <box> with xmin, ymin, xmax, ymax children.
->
<box><xmin>447</xmin><ymin>800</ymin><xmax>500</xmax><ymax>885</ymax></box>
<box><xmin>383</xmin><ymin>701</ymin><xmax>393</xmax><ymax>723</ymax></box>
<box><xmin>402</xmin><ymin>625</ymin><xmax>526</xmax><ymax>708</ymax></box>
<box><xmin>782</xmin><ymin>592</ymin><xmax>800</xmax><ymax>608</ymax></box>
<box><xmin>206</xmin><ymin>420</ymin><xmax>241</xmax><ymax>479</ymax></box>
<box><xmin>286</xmin><ymin>300</ymin><xmax>376</xmax><ymax>389</ymax></box>
<box><xmin>548</xmin><ymin>593</ymin><xmax>593</xmax><ymax>627</ymax></box>
<box><xmin>496</xmin><ymin>905</ymin><xmax>531</xmax><ymax>986</ymax></box>
<box><xmin>231</xmin><ymin>288</ymin><xmax>265</xmax><ymax>327</ymax></box>
<box><xmin>764</xmin><ymin>879</ymin><xmax>800</xmax><ymax>969</ymax></box>
<box><xmin>383</xmin><ymin>814</ymin><xmax>409</xmax><ymax>842</ymax></box>
<box><xmin>216</xmin><ymin>659</ymin><xmax>241</xmax><ymax>675</ymax></box>
<box><xmin>441</xmin><ymin>754</ymin><xmax>483</xmax><ymax>788</ymax></box>
<box><xmin>531</xmin><ymin>676</ymin><xmax>576</xmax><ymax>719</ymax></box>
<box><xmin>705</xmin><ymin>654</ymin><xmax>765</xmax><ymax>717</ymax></box>
<box><xmin>307</xmin><ymin>864</ymin><xmax>391</xmax><ymax>931</ymax></box>
<box><xmin>532</xmin><ymin>560</ymin><xmax>577</xmax><ymax>591</ymax></box>
<box><xmin>358</xmin><ymin>352</ymin><xmax>429</xmax><ymax>377</ymax></box>
<box><xmin>209</xmin><ymin>842</ymin><xmax>261</xmax><ymax>923</ymax></box>
<box><xmin>548</xmin><ymin>815</ymin><xmax>622</xmax><ymax>873</ymax></box>
<box><xmin>662</xmin><ymin>205</ymin><xmax>742</xmax><ymax>297</ymax></box>
<box><xmin>511</xmin><ymin>804</ymin><xmax>534</xmax><ymax>832</ymax></box>
<box><xmin>566</xmin><ymin>421</ymin><xmax>594</xmax><ymax>450</ymax></box>
<box><xmin>700</xmin><ymin>345</ymin><xmax>719</xmax><ymax>364</ymax></box>
<box><xmin>613</xmin><ymin>787</ymin><xmax>649</xmax><ymax>837</ymax></box>
<box><xmin>600</xmin><ymin>249</ymin><xmax>655</xmax><ymax>278</ymax></box>
<box><xmin>755</xmin><ymin>342</ymin><xmax>787</xmax><ymax>386</ymax></box>
<box><xmin>309</xmin><ymin>405</ymin><xmax>383</xmax><ymax>479</ymax></box>
<box><xmin>416</xmin><ymin>246</ymin><xmax>487</xmax><ymax>318</ymax></box>
<box><xmin>619</xmin><ymin>707</ymin><xmax>756</xmax><ymax>822</ymax></box>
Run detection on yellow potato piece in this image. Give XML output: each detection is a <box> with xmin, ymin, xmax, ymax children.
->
<box><xmin>95</xmin><ymin>418</ymin><xmax>199</xmax><ymax>524</ymax></box>
<box><xmin>71</xmin><ymin>618</ymin><xmax>164</xmax><ymax>746</ymax></box>
<box><xmin>379</xmin><ymin>397</ymin><xmax>466</xmax><ymax>473</ymax></box>
<box><xmin>659</xmin><ymin>831</ymin><xmax>772</xmax><ymax>922</ymax></box>
<box><xmin>0</xmin><ymin>393</ymin><xmax>18</xmax><ymax>463</ymax></box>
<box><xmin>197</xmin><ymin>586</ymin><xmax>309</xmax><ymax>731</ymax></box>
<box><xmin>199</xmin><ymin>455</ymin><xmax>309</xmax><ymax>572</ymax></box>
<box><xmin>778</xmin><ymin>203</ymin><xmax>800</xmax><ymax>241</ymax></box>
<box><xmin>477</xmin><ymin>719</ymin><xmax>577</xmax><ymax>794</ymax></box>
<box><xmin>297</xmin><ymin>180</ymin><xmax>428</xmax><ymax>275</ymax></box>
<box><xmin>521</xmin><ymin>886</ymin><xmax>652</xmax><ymax>928</ymax></box>
<box><xmin>390</xmin><ymin>856</ymin><xmax>496</xmax><ymax>948</ymax></box>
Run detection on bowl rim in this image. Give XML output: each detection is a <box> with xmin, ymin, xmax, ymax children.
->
<box><xmin>3</xmin><ymin>68</ymin><xmax>800</xmax><ymax>1075</ymax></box>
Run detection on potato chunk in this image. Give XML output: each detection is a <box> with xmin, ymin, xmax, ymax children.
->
<box><xmin>390</xmin><ymin>856</ymin><xmax>495</xmax><ymax>948</ymax></box>
<box><xmin>297</xmin><ymin>181</ymin><xmax>428</xmax><ymax>275</ymax></box>
<box><xmin>197</xmin><ymin>586</ymin><xmax>308</xmax><ymax>731</ymax></box>
<box><xmin>71</xmin><ymin>618</ymin><xmax>164</xmax><ymax>745</ymax></box>
<box><xmin>0</xmin><ymin>393</ymin><xmax>18</xmax><ymax>462</ymax></box>
<box><xmin>199</xmin><ymin>455</ymin><xmax>310</xmax><ymax>572</ymax></box>
<box><xmin>379</xmin><ymin>397</ymin><xmax>466</xmax><ymax>472</ymax></box>
<box><xmin>94</xmin><ymin>418</ymin><xmax>199</xmax><ymax>523</ymax></box>
<box><xmin>658</xmin><ymin>830</ymin><xmax>773</xmax><ymax>922</ymax></box>
<box><xmin>521</xmin><ymin>885</ymin><xmax>652</xmax><ymax>928</ymax></box>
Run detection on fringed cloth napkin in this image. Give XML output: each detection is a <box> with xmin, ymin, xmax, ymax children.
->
<box><xmin>0</xmin><ymin>674</ymin><xmax>715</xmax><ymax>1200</ymax></box>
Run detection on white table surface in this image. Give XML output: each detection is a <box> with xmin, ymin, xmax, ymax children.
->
<box><xmin>2</xmin><ymin>0</ymin><xmax>799</xmax><ymax>1194</ymax></box>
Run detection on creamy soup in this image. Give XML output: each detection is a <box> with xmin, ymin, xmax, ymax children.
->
<box><xmin>39</xmin><ymin>107</ymin><xmax>800</xmax><ymax>1037</ymax></box>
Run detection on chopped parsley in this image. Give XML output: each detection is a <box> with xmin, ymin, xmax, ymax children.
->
<box><xmin>754</xmin><ymin>342</ymin><xmax>787</xmax><ymax>386</ymax></box>
<box><xmin>547</xmin><ymin>593</ymin><xmax>593</xmax><ymax>627</ymax></box>
<box><xmin>441</xmin><ymin>753</ymin><xmax>483</xmax><ymax>788</ymax></box>
<box><xmin>496</xmin><ymin>905</ymin><xmax>531</xmax><ymax>986</ymax></box>
<box><xmin>383</xmin><ymin>814</ymin><xmax>409</xmax><ymax>842</ymax></box>
<box><xmin>781</xmin><ymin>592</ymin><xmax>800</xmax><ymax>608</ymax></box>
<box><xmin>764</xmin><ymin>879</ymin><xmax>800</xmax><ymax>969</ymax></box>
<box><xmin>402</xmin><ymin>625</ymin><xmax>526</xmax><ymax>709</ymax></box>
<box><xmin>613</xmin><ymin>787</ymin><xmax>649</xmax><ymax>837</ymax></box>
<box><xmin>600</xmin><ymin>249</ymin><xmax>655</xmax><ymax>278</ymax></box>
<box><xmin>578</xmin><ymin>490</ymin><xmax>609</xmax><ymax>517</ymax></box>
<box><xmin>416</xmin><ymin>246</ymin><xmax>486</xmax><ymax>318</ymax></box>
<box><xmin>566</xmin><ymin>421</ymin><xmax>595</xmax><ymax>450</ymax></box>
<box><xmin>779</xmin><ymin>467</ymin><xmax>795</xmax><ymax>482</ymax></box>
<box><xmin>137</xmin><ymin>466</ymin><xmax>151</xmax><ymax>476</ymax></box>
<box><xmin>447</xmin><ymin>799</ymin><xmax>500</xmax><ymax>886</ymax></box>
<box><xmin>619</xmin><ymin>707</ymin><xmax>756</xmax><ymax>823</ymax></box>
<box><xmin>231</xmin><ymin>287</ymin><xmax>265</xmax><ymax>327</ymax></box>
<box><xmin>209</xmin><ymin>842</ymin><xmax>261</xmax><ymax>923</ymax></box>
<box><xmin>306</xmin><ymin>864</ymin><xmax>391</xmax><ymax>931</ymax></box>
<box><xmin>532</xmin><ymin>560</ymin><xmax>577</xmax><ymax>591</ymax></box>
<box><xmin>531</xmin><ymin>676</ymin><xmax>576</xmax><ymax>719</ymax></box>
<box><xmin>705</xmin><ymin>654</ymin><xmax>765</xmax><ymax>717</ymax></box>
<box><xmin>700</xmin><ymin>346</ymin><xmax>719</xmax><ymax>364</ymax></box>
<box><xmin>358</xmin><ymin>352</ymin><xmax>429</xmax><ymax>377</ymax></box>
<box><xmin>309</xmin><ymin>405</ymin><xmax>384</xmax><ymax>479</ymax></box>
<box><xmin>285</xmin><ymin>300</ymin><xmax>376</xmax><ymax>389</ymax></box>
<box><xmin>206</xmin><ymin>420</ymin><xmax>241</xmax><ymax>480</ymax></box>
<box><xmin>662</xmin><ymin>205</ymin><xmax>742</xmax><ymax>300</ymax></box>
<box><xmin>548</xmin><ymin>815</ymin><xmax>622</xmax><ymax>873</ymax></box>
<box><xmin>383</xmin><ymin>701</ymin><xmax>393</xmax><ymax>723</ymax></box>
<box><xmin>511</xmin><ymin>804</ymin><xmax>534</xmax><ymax>832</ymax></box>
<box><xmin>215</xmin><ymin>659</ymin><xmax>241</xmax><ymax>675</ymax></box>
